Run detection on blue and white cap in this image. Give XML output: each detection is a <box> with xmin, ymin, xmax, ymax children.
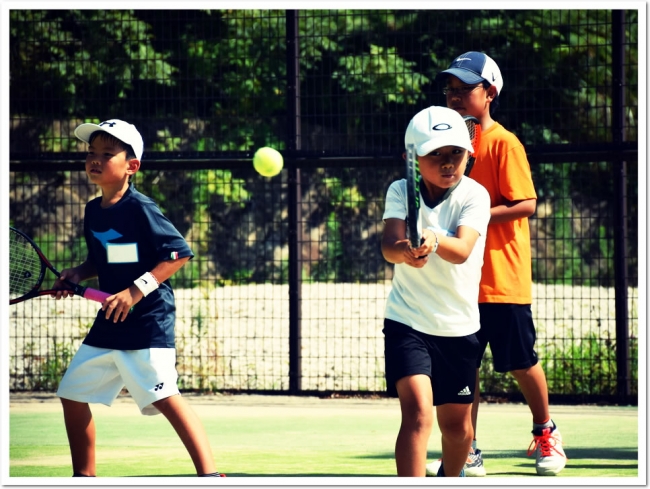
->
<box><xmin>75</xmin><ymin>119</ymin><xmax>144</xmax><ymax>160</ymax></box>
<box><xmin>437</xmin><ymin>51</ymin><xmax>503</xmax><ymax>95</ymax></box>
<box><xmin>405</xmin><ymin>106</ymin><xmax>474</xmax><ymax>157</ymax></box>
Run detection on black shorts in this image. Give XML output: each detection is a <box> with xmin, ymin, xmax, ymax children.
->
<box><xmin>383</xmin><ymin>319</ymin><xmax>479</xmax><ymax>406</ymax></box>
<box><xmin>476</xmin><ymin>303</ymin><xmax>539</xmax><ymax>372</ymax></box>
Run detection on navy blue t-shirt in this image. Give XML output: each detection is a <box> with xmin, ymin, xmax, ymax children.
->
<box><xmin>82</xmin><ymin>184</ymin><xmax>193</xmax><ymax>350</ymax></box>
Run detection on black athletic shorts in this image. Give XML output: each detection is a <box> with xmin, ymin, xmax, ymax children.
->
<box><xmin>383</xmin><ymin>318</ymin><xmax>479</xmax><ymax>406</ymax></box>
<box><xmin>476</xmin><ymin>303</ymin><xmax>539</xmax><ymax>372</ymax></box>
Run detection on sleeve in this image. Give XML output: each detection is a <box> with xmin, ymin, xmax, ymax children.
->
<box><xmin>457</xmin><ymin>182</ymin><xmax>491</xmax><ymax>237</ymax></box>
<box><xmin>499</xmin><ymin>135</ymin><xmax>537</xmax><ymax>202</ymax></box>
<box><xmin>140</xmin><ymin>202</ymin><xmax>194</xmax><ymax>263</ymax></box>
<box><xmin>382</xmin><ymin>179</ymin><xmax>408</xmax><ymax>221</ymax></box>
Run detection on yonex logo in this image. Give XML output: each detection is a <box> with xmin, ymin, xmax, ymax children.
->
<box><xmin>433</xmin><ymin>123</ymin><xmax>452</xmax><ymax>131</ymax></box>
<box><xmin>99</xmin><ymin>121</ymin><xmax>117</xmax><ymax>127</ymax></box>
<box><xmin>154</xmin><ymin>383</ymin><xmax>164</xmax><ymax>391</ymax></box>
<box><xmin>458</xmin><ymin>386</ymin><xmax>472</xmax><ymax>396</ymax></box>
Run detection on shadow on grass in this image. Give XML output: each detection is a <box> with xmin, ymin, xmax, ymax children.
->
<box><xmin>356</xmin><ymin>446</ymin><xmax>638</xmax><ymax>461</ymax></box>
<box><xmin>132</xmin><ymin>474</ymin><xmax>395</xmax><ymax>477</ymax></box>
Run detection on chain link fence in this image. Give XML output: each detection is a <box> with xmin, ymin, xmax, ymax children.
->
<box><xmin>9</xmin><ymin>9</ymin><xmax>639</xmax><ymax>403</ymax></box>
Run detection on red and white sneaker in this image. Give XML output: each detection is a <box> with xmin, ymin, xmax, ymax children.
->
<box><xmin>527</xmin><ymin>423</ymin><xmax>566</xmax><ymax>476</ymax></box>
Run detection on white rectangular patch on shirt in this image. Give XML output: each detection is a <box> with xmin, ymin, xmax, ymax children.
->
<box><xmin>107</xmin><ymin>243</ymin><xmax>139</xmax><ymax>263</ymax></box>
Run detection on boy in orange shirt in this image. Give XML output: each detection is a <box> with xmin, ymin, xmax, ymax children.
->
<box><xmin>427</xmin><ymin>52</ymin><xmax>566</xmax><ymax>477</ymax></box>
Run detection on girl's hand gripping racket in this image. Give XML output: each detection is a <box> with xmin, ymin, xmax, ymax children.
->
<box><xmin>405</xmin><ymin>143</ymin><xmax>423</xmax><ymax>252</ymax></box>
<box><xmin>463</xmin><ymin>115</ymin><xmax>482</xmax><ymax>176</ymax></box>
<box><xmin>9</xmin><ymin>227</ymin><xmax>111</xmax><ymax>305</ymax></box>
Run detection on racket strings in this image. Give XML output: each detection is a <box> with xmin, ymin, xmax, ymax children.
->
<box><xmin>465</xmin><ymin>121</ymin><xmax>481</xmax><ymax>155</ymax></box>
<box><xmin>9</xmin><ymin>232</ymin><xmax>42</xmax><ymax>297</ymax></box>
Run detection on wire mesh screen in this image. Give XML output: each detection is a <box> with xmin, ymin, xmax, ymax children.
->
<box><xmin>8</xmin><ymin>159</ymin><xmax>639</xmax><ymax>398</ymax></box>
<box><xmin>8</xmin><ymin>9</ymin><xmax>640</xmax><ymax>402</ymax></box>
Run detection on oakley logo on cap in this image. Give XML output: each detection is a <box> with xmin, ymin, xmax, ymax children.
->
<box><xmin>433</xmin><ymin>123</ymin><xmax>452</xmax><ymax>131</ymax></box>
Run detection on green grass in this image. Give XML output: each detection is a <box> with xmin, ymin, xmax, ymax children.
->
<box><xmin>8</xmin><ymin>395</ymin><xmax>639</xmax><ymax>479</ymax></box>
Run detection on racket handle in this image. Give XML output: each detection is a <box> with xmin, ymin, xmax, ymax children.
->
<box><xmin>82</xmin><ymin>288</ymin><xmax>112</xmax><ymax>303</ymax></box>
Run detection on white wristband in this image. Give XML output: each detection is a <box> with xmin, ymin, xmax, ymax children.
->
<box><xmin>133</xmin><ymin>272</ymin><xmax>159</xmax><ymax>297</ymax></box>
<box><xmin>433</xmin><ymin>232</ymin><xmax>439</xmax><ymax>254</ymax></box>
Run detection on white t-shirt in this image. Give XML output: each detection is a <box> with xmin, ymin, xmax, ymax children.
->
<box><xmin>383</xmin><ymin>176</ymin><xmax>491</xmax><ymax>337</ymax></box>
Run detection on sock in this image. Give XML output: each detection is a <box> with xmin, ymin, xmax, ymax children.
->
<box><xmin>471</xmin><ymin>439</ymin><xmax>477</xmax><ymax>451</ymax></box>
<box><xmin>533</xmin><ymin>418</ymin><xmax>555</xmax><ymax>432</ymax></box>
<box><xmin>438</xmin><ymin>463</ymin><xmax>465</xmax><ymax>477</ymax></box>
<box><xmin>198</xmin><ymin>472</ymin><xmax>225</xmax><ymax>477</ymax></box>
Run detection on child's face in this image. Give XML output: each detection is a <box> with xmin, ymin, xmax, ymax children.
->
<box><xmin>418</xmin><ymin>146</ymin><xmax>467</xmax><ymax>191</ymax></box>
<box><xmin>444</xmin><ymin>75</ymin><xmax>490</xmax><ymax>118</ymax></box>
<box><xmin>85</xmin><ymin>134</ymin><xmax>136</xmax><ymax>187</ymax></box>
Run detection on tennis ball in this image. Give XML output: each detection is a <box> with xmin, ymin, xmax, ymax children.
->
<box><xmin>253</xmin><ymin>147</ymin><xmax>284</xmax><ymax>177</ymax></box>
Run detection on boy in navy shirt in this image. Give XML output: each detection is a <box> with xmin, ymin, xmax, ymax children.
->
<box><xmin>54</xmin><ymin>119</ymin><xmax>224</xmax><ymax>478</ymax></box>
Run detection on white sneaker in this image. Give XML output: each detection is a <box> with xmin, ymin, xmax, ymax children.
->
<box><xmin>527</xmin><ymin>423</ymin><xmax>566</xmax><ymax>476</ymax></box>
<box><xmin>425</xmin><ymin>458</ymin><xmax>442</xmax><ymax>476</ymax></box>
<box><xmin>426</xmin><ymin>449</ymin><xmax>486</xmax><ymax>477</ymax></box>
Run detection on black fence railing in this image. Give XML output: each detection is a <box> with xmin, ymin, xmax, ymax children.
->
<box><xmin>8</xmin><ymin>9</ymin><xmax>640</xmax><ymax>404</ymax></box>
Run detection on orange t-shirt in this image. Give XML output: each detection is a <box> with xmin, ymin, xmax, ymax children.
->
<box><xmin>470</xmin><ymin>122</ymin><xmax>537</xmax><ymax>304</ymax></box>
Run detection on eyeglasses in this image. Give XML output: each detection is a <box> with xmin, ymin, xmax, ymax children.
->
<box><xmin>442</xmin><ymin>85</ymin><xmax>483</xmax><ymax>96</ymax></box>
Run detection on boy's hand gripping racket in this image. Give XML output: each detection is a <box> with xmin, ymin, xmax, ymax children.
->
<box><xmin>405</xmin><ymin>143</ymin><xmax>422</xmax><ymax>250</ymax></box>
<box><xmin>463</xmin><ymin>115</ymin><xmax>482</xmax><ymax>176</ymax></box>
<box><xmin>9</xmin><ymin>227</ymin><xmax>111</xmax><ymax>305</ymax></box>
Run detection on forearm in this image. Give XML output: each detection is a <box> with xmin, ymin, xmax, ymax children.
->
<box><xmin>130</xmin><ymin>257</ymin><xmax>190</xmax><ymax>299</ymax></box>
<box><xmin>432</xmin><ymin>232</ymin><xmax>474</xmax><ymax>265</ymax></box>
<box><xmin>73</xmin><ymin>260</ymin><xmax>98</xmax><ymax>282</ymax></box>
<box><xmin>149</xmin><ymin>256</ymin><xmax>191</xmax><ymax>283</ymax></box>
<box><xmin>490</xmin><ymin>199</ymin><xmax>536</xmax><ymax>224</ymax></box>
<box><xmin>382</xmin><ymin>238</ymin><xmax>410</xmax><ymax>264</ymax></box>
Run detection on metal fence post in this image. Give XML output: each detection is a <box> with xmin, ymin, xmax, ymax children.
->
<box><xmin>611</xmin><ymin>10</ymin><xmax>630</xmax><ymax>400</ymax></box>
<box><xmin>286</xmin><ymin>10</ymin><xmax>303</xmax><ymax>394</ymax></box>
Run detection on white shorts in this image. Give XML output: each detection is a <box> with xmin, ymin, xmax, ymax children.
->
<box><xmin>56</xmin><ymin>344</ymin><xmax>180</xmax><ymax>416</ymax></box>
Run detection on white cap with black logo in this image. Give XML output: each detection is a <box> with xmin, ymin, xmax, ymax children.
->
<box><xmin>74</xmin><ymin>119</ymin><xmax>144</xmax><ymax>160</ymax></box>
<box><xmin>405</xmin><ymin>106</ymin><xmax>474</xmax><ymax>156</ymax></box>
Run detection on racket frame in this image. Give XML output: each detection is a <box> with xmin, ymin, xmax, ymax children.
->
<box><xmin>405</xmin><ymin>143</ymin><xmax>421</xmax><ymax>249</ymax></box>
<box><xmin>9</xmin><ymin>227</ymin><xmax>110</xmax><ymax>305</ymax></box>
<box><xmin>463</xmin><ymin>115</ymin><xmax>482</xmax><ymax>176</ymax></box>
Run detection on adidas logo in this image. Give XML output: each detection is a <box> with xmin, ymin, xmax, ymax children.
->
<box><xmin>154</xmin><ymin>382</ymin><xmax>164</xmax><ymax>391</ymax></box>
<box><xmin>458</xmin><ymin>386</ymin><xmax>472</xmax><ymax>396</ymax></box>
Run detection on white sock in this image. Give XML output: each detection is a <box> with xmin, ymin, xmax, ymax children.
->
<box><xmin>533</xmin><ymin>419</ymin><xmax>555</xmax><ymax>431</ymax></box>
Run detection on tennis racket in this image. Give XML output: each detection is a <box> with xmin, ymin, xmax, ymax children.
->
<box><xmin>9</xmin><ymin>227</ymin><xmax>111</xmax><ymax>305</ymax></box>
<box><xmin>405</xmin><ymin>143</ymin><xmax>422</xmax><ymax>250</ymax></box>
<box><xmin>463</xmin><ymin>115</ymin><xmax>482</xmax><ymax>176</ymax></box>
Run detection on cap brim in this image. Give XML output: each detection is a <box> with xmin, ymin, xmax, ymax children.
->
<box><xmin>74</xmin><ymin>123</ymin><xmax>103</xmax><ymax>143</ymax></box>
<box><xmin>417</xmin><ymin>137</ymin><xmax>473</xmax><ymax>156</ymax></box>
<box><xmin>436</xmin><ymin>68</ymin><xmax>485</xmax><ymax>85</ymax></box>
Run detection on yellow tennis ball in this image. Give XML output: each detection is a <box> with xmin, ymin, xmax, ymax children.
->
<box><xmin>253</xmin><ymin>147</ymin><xmax>284</xmax><ymax>177</ymax></box>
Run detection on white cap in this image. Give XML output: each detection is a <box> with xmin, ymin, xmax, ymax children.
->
<box><xmin>74</xmin><ymin>119</ymin><xmax>144</xmax><ymax>160</ymax></box>
<box><xmin>405</xmin><ymin>106</ymin><xmax>474</xmax><ymax>156</ymax></box>
<box><xmin>437</xmin><ymin>51</ymin><xmax>503</xmax><ymax>95</ymax></box>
